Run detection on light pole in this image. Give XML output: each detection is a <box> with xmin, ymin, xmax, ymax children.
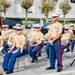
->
<box><xmin>55</xmin><ymin>0</ymin><xmax>59</xmax><ymax>13</ymax></box>
<box><xmin>40</xmin><ymin>0</ymin><xmax>43</xmax><ymax>27</ymax></box>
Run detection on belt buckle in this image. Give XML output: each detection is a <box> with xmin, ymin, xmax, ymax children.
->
<box><xmin>51</xmin><ymin>37</ymin><xmax>55</xmax><ymax>40</ymax></box>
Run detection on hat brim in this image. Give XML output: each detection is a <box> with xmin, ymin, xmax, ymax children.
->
<box><xmin>70</xmin><ymin>25</ymin><xmax>74</xmax><ymax>27</ymax></box>
<box><xmin>64</xmin><ymin>29</ymin><xmax>68</xmax><ymax>30</ymax></box>
<box><xmin>16</xmin><ymin>29</ymin><xmax>23</xmax><ymax>30</ymax></box>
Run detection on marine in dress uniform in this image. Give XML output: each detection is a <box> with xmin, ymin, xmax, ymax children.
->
<box><xmin>2</xmin><ymin>26</ymin><xmax>27</xmax><ymax>74</ymax></box>
<box><xmin>1</xmin><ymin>25</ymin><xmax>12</xmax><ymax>45</ymax></box>
<box><xmin>69</xmin><ymin>24</ymin><xmax>75</xmax><ymax>52</ymax></box>
<box><xmin>2</xmin><ymin>26</ymin><xmax>17</xmax><ymax>53</ymax></box>
<box><xmin>61</xmin><ymin>27</ymin><xmax>71</xmax><ymax>53</ymax></box>
<box><xmin>46</xmin><ymin>13</ymin><xmax>63</xmax><ymax>72</ymax></box>
<box><xmin>26</xmin><ymin>24</ymin><xmax>36</xmax><ymax>53</ymax></box>
<box><xmin>29</xmin><ymin>24</ymin><xmax>44</xmax><ymax>63</ymax></box>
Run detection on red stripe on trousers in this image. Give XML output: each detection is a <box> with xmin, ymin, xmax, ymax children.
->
<box><xmin>58</xmin><ymin>39</ymin><xmax>62</xmax><ymax>70</ymax></box>
<box><xmin>61</xmin><ymin>43</ymin><xmax>69</xmax><ymax>54</ymax></box>
<box><xmin>34</xmin><ymin>44</ymin><xmax>42</xmax><ymax>58</ymax></box>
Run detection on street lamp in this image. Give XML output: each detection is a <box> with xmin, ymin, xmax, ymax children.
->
<box><xmin>40</xmin><ymin>0</ymin><xmax>43</xmax><ymax>27</ymax></box>
<box><xmin>55</xmin><ymin>0</ymin><xmax>59</xmax><ymax>13</ymax></box>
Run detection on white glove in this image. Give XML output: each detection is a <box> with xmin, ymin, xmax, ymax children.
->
<box><xmin>20</xmin><ymin>47</ymin><xmax>23</xmax><ymax>53</ymax></box>
<box><xmin>0</xmin><ymin>46</ymin><xmax>3</xmax><ymax>52</ymax></box>
<box><xmin>8</xmin><ymin>42</ymin><xmax>13</xmax><ymax>45</ymax></box>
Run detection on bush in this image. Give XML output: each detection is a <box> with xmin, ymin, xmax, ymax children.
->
<box><xmin>21</xmin><ymin>18</ymin><xmax>46</xmax><ymax>21</ymax></box>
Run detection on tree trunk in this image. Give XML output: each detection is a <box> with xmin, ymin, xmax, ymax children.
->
<box><xmin>4</xmin><ymin>12</ymin><xmax>6</xmax><ymax>19</ymax></box>
<box><xmin>25</xmin><ymin>9</ymin><xmax>28</xmax><ymax>24</ymax></box>
<box><xmin>63</xmin><ymin>15</ymin><xmax>65</xmax><ymax>24</ymax></box>
<box><xmin>46</xmin><ymin>15</ymin><xmax>48</xmax><ymax>23</ymax></box>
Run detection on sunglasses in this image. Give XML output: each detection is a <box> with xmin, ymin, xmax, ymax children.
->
<box><xmin>52</xmin><ymin>16</ymin><xmax>56</xmax><ymax>18</ymax></box>
<box><xmin>16</xmin><ymin>29</ymin><xmax>22</xmax><ymax>31</ymax></box>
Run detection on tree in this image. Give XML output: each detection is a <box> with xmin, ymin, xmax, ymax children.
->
<box><xmin>59</xmin><ymin>0</ymin><xmax>71</xmax><ymax>24</ymax></box>
<box><xmin>0</xmin><ymin>0</ymin><xmax>11</xmax><ymax>19</ymax></box>
<box><xmin>21</xmin><ymin>0</ymin><xmax>34</xmax><ymax>23</ymax></box>
<box><xmin>42</xmin><ymin>0</ymin><xmax>55</xmax><ymax>23</ymax></box>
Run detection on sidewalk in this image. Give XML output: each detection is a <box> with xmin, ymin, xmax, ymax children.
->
<box><xmin>0</xmin><ymin>49</ymin><xmax>75</xmax><ymax>75</ymax></box>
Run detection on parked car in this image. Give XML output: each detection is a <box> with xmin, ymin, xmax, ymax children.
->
<box><xmin>25</xmin><ymin>23</ymin><xmax>33</xmax><ymax>29</ymax></box>
<box><xmin>25</xmin><ymin>21</ymin><xmax>48</xmax><ymax>29</ymax></box>
<box><xmin>2</xmin><ymin>18</ymin><xmax>22</xmax><ymax>29</ymax></box>
<box><xmin>25</xmin><ymin>21</ymin><xmax>49</xmax><ymax>35</ymax></box>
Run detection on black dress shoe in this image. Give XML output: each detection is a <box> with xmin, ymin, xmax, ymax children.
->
<box><xmin>71</xmin><ymin>50</ymin><xmax>73</xmax><ymax>52</ymax></box>
<box><xmin>34</xmin><ymin>56</ymin><xmax>38</xmax><ymax>63</ymax></box>
<box><xmin>38</xmin><ymin>54</ymin><xmax>41</xmax><ymax>57</ymax></box>
<box><xmin>46</xmin><ymin>67</ymin><xmax>55</xmax><ymax>70</ymax></box>
<box><xmin>65</xmin><ymin>49</ymin><xmax>70</xmax><ymax>52</ymax></box>
<box><xmin>31</xmin><ymin>59</ymin><xmax>34</xmax><ymax>63</ymax></box>
<box><xmin>57</xmin><ymin>69</ymin><xmax>62</xmax><ymax>72</ymax></box>
<box><xmin>47</xmin><ymin>56</ymin><xmax>49</xmax><ymax>59</ymax></box>
<box><xmin>4</xmin><ymin>69</ymin><xmax>8</xmax><ymax>71</ymax></box>
<box><xmin>6</xmin><ymin>70</ymin><xmax>13</xmax><ymax>74</ymax></box>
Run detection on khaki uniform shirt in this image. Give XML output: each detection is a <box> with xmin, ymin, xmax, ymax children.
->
<box><xmin>8</xmin><ymin>32</ymin><xmax>16</xmax><ymax>43</ymax></box>
<box><xmin>35</xmin><ymin>32</ymin><xmax>44</xmax><ymax>43</ymax></box>
<box><xmin>13</xmin><ymin>34</ymin><xmax>26</xmax><ymax>49</ymax></box>
<box><xmin>0</xmin><ymin>36</ymin><xmax>3</xmax><ymax>46</ymax></box>
<box><xmin>28</xmin><ymin>31</ymin><xmax>36</xmax><ymax>43</ymax></box>
<box><xmin>1</xmin><ymin>30</ymin><xmax>12</xmax><ymax>40</ymax></box>
<box><xmin>69</xmin><ymin>29</ymin><xmax>75</xmax><ymax>40</ymax></box>
<box><xmin>22</xmin><ymin>30</ymin><xmax>27</xmax><ymax>37</ymax></box>
<box><xmin>44</xmin><ymin>32</ymin><xmax>50</xmax><ymax>41</ymax></box>
<box><xmin>49</xmin><ymin>23</ymin><xmax>63</xmax><ymax>38</ymax></box>
<box><xmin>61</xmin><ymin>33</ymin><xmax>71</xmax><ymax>44</ymax></box>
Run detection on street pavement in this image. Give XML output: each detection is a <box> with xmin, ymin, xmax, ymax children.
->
<box><xmin>0</xmin><ymin>47</ymin><xmax>75</xmax><ymax>75</ymax></box>
<box><xmin>0</xmin><ymin>29</ymin><xmax>75</xmax><ymax>75</ymax></box>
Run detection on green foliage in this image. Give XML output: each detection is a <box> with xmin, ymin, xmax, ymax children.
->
<box><xmin>42</xmin><ymin>0</ymin><xmax>55</xmax><ymax>16</ymax></box>
<box><xmin>0</xmin><ymin>0</ymin><xmax>11</xmax><ymax>13</ymax></box>
<box><xmin>21</xmin><ymin>0</ymin><xmax>33</xmax><ymax>10</ymax></box>
<box><xmin>20</xmin><ymin>0</ymin><xmax>34</xmax><ymax>23</ymax></box>
<box><xmin>59</xmin><ymin>0</ymin><xmax>71</xmax><ymax>16</ymax></box>
<box><xmin>21</xmin><ymin>18</ymin><xmax>45</xmax><ymax>21</ymax></box>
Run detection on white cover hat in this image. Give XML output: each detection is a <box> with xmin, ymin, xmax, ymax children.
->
<box><xmin>35</xmin><ymin>23</ymin><xmax>40</xmax><ymax>28</ymax></box>
<box><xmin>16</xmin><ymin>24</ymin><xmax>21</xmax><ymax>27</ymax></box>
<box><xmin>64</xmin><ymin>26</ymin><xmax>69</xmax><ymax>30</ymax></box>
<box><xmin>70</xmin><ymin>23</ymin><xmax>74</xmax><ymax>27</ymax></box>
<box><xmin>2</xmin><ymin>25</ymin><xmax>9</xmax><ymax>28</ymax></box>
<box><xmin>52</xmin><ymin>13</ymin><xmax>60</xmax><ymax>17</ymax></box>
<box><xmin>16</xmin><ymin>26</ymin><xmax>23</xmax><ymax>30</ymax></box>
<box><xmin>32</xmin><ymin>24</ymin><xmax>36</xmax><ymax>28</ymax></box>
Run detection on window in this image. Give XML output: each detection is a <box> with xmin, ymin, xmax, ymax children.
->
<box><xmin>28</xmin><ymin>5</ymin><xmax>34</xmax><ymax>13</ymax></box>
<box><xmin>71</xmin><ymin>0</ymin><xmax>75</xmax><ymax>3</ymax></box>
<box><xmin>14</xmin><ymin>0</ymin><xmax>21</xmax><ymax>13</ymax></box>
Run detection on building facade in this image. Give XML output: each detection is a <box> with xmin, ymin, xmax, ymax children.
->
<box><xmin>1</xmin><ymin>0</ymin><xmax>75</xmax><ymax>19</ymax></box>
